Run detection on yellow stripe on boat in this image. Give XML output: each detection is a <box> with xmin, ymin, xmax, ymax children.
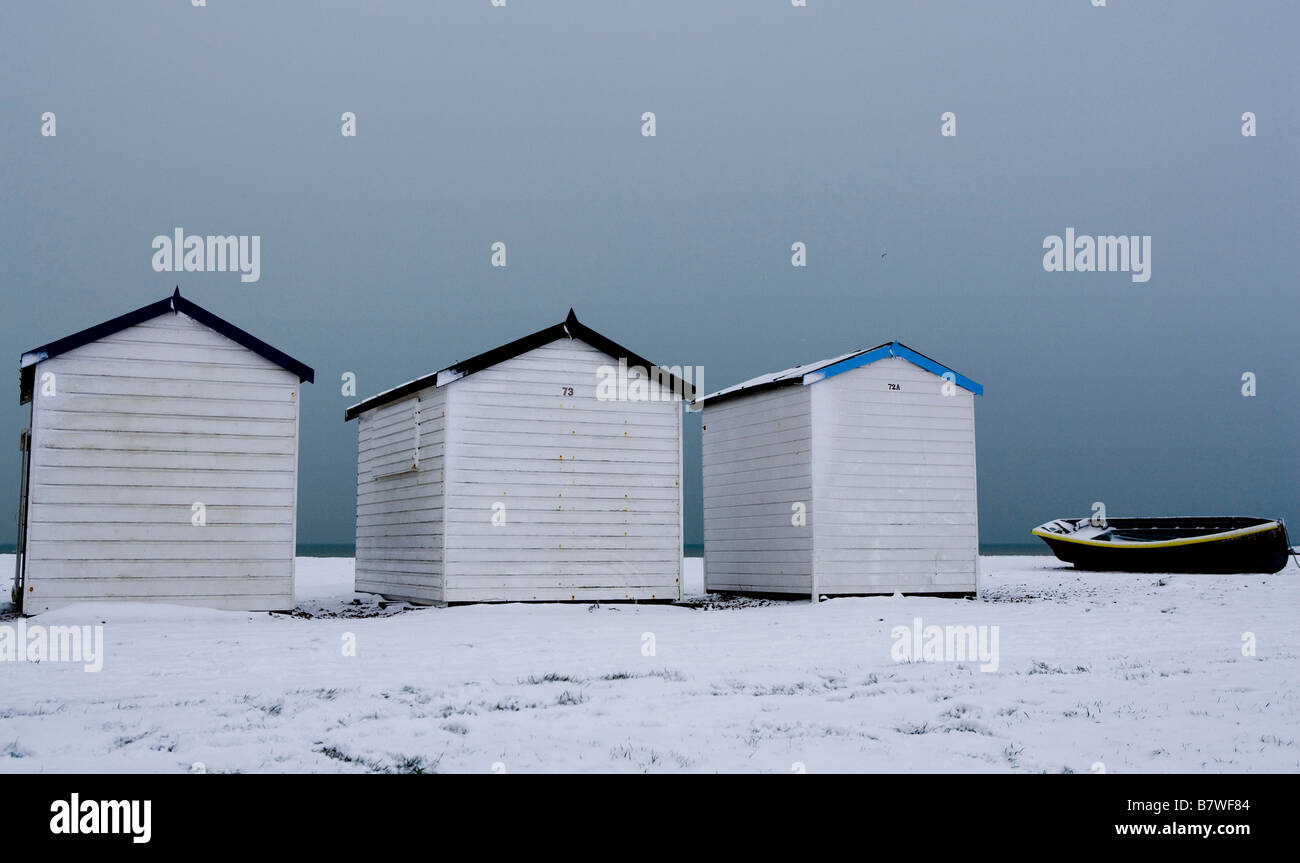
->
<box><xmin>1031</xmin><ymin>521</ymin><xmax>1280</xmax><ymax>549</ymax></box>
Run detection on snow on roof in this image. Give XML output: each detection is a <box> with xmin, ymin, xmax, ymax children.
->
<box><xmin>695</xmin><ymin>347</ymin><xmax>873</xmax><ymax>403</ymax></box>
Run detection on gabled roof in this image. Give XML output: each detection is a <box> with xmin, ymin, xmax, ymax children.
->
<box><xmin>693</xmin><ymin>340</ymin><xmax>982</xmax><ymax>408</ymax></box>
<box><xmin>345</xmin><ymin>309</ymin><xmax>694</xmax><ymax>421</ymax></box>
<box><xmin>19</xmin><ymin>288</ymin><xmax>314</xmax><ymax>404</ymax></box>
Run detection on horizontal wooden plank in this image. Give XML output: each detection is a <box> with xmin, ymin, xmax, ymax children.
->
<box><xmin>27</xmin><ymin>504</ymin><xmax>291</xmax><ymax>525</ymax></box>
<box><xmin>703</xmin><ymin>528</ymin><xmax>814</xmax><ymax>544</ymax></box>
<box><xmin>816</xmin><ymin>452</ymin><xmax>972</xmax><ymax>465</ymax></box>
<box><xmin>815</xmin><ymin>492</ymin><xmax>978</xmax><ymax>507</ymax></box>
<box><xmin>29</xmin><ymin>523</ymin><xmax>296</xmax><ymax>543</ymax></box>
<box><xmin>34</xmin><ymin>410</ymin><xmax>296</xmax><ymax>437</ymax></box>
<box><xmin>814</xmin><ymin>522</ymin><xmax>978</xmax><ymax>537</ymax></box>
<box><xmin>29</xmin><ymin>575</ymin><xmax>292</xmax><ymax>599</ymax></box>
<box><xmin>441</xmin><ymin>585</ymin><xmax>672</xmax><ymax>602</ymax></box>
<box><xmin>355</xmin><ymin>527</ymin><xmax>443</xmax><ymax>541</ymax></box>
<box><xmin>24</xmin><ymin>593</ymin><xmax>293</xmax><ymax>613</ymax></box>
<box><xmin>702</xmin><ymin>488</ymin><xmax>814</xmax><ymax>508</ymax></box>
<box><xmin>44</xmin><ymin>374</ymin><xmax>298</xmax><ymax>404</ymax></box>
<box><xmin>442</xmin><ymin>561</ymin><xmax>677</xmax><ymax>578</ymax></box>
<box><xmin>814</xmin><ymin>464</ymin><xmax>975</xmax><ymax>481</ymax></box>
<box><xmin>814</xmin><ymin>559</ymin><xmax>976</xmax><ymax>574</ymax></box>
<box><xmin>40</xmin><ymin>356</ymin><xmax>295</xmax><ymax>386</ymax></box>
<box><xmin>37</xmin><ymin>394</ymin><xmax>297</xmax><ymax>420</ymax></box>
<box><xmin>450</xmin><ymin>397</ymin><xmax>678</xmax><ymax>421</ymax></box>
<box><xmin>30</xmin><ymin>485</ymin><xmax>295</xmax><ymax>507</ymax></box>
<box><xmin>26</xmin><ymin>540</ymin><xmax>293</xmax><ymax>561</ymax></box>
<box><xmin>444</xmin><ymin>546</ymin><xmax>677</xmax><ymax>562</ymax></box>
<box><xmin>354</xmin><ymin>561</ymin><xmax>441</xmax><ymax>576</ymax></box>
<box><xmin>449</xmin><ymin>479</ymin><xmax>679</xmax><ymax>497</ymax></box>
<box><xmin>703</xmin><ymin>448</ymin><xmax>812</xmax><ymax>474</ymax></box>
<box><xmin>31</xmin><ymin>468</ymin><xmax>295</xmax><ymax>490</ymax></box>
<box><xmin>46</xmin><ymin>340</ymin><xmax>278</xmax><ymax>367</ymax></box>
<box><xmin>355</xmin><ymin>581</ymin><xmax>442</xmax><ymax>604</ymax></box>
<box><xmin>705</xmin><ymin>565</ymin><xmax>811</xmax><ymax>582</ymax></box>
<box><xmin>447</xmin><ymin>514</ymin><xmax>667</xmax><ymax>532</ymax></box>
<box><xmin>357</xmin><ymin>434</ymin><xmax>419</xmax><ymax>463</ymax></box>
<box><xmin>24</xmin><ymin>560</ymin><xmax>291</xmax><ymax>580</ymax></box>
<box><xmin>33</xmin><ymin>448</ymin><xmax>295</xmax><ymax>472</ymax></box>
<box><xmin>699</xmin><ymin>404</ymin><xmax>811</xmax><ymax>440</ymax></box>
<box><xmin>454</xmin><ymin>430</ymin><xmax>678</xmax><ymax>452</ymax></box>
<box><xmin>356</xmin><ymin>498</ymin><xmax>443</xmax><ymax>518</ymax></box>
<box><xmin>356</xmin><ymin>511</ymin><xmax>443</xmax><ymax>528</ymax></box>
<box><xmin>704</xmin><ymin>470</ymin><xmax>812</xmax><ymax>496</ymax></box>
<box><xmin>447</xmin><ymin>450</ymin><xmax>682</xmax><ymax>474</ymax></box>
<box><xmin>453</xmin><ymin>417</ymin><xmax>678</xmax><ymax>441</ymax></box>
<box><xmin>39</xmin><ymin>429</ymin><xmax>296</xmax><ymax>456</ymax></box>
<box><xmin>357</xmin><ymin>474</ymin><xmax>442</xmax><ymax>499</ymax></box>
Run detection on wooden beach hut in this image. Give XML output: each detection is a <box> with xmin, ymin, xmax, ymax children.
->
<box><xmin>13</xmin><ymin>288</ymin><xmax>314</xmax><ymax>613</ymax></box>
<box><xmin>694</xmin><ymin>341</ymin><xmax>982</xmax><ymax>598</ymax></box>
<box><xmin>345</xmin><ymin>310</ymin><xmax>694</xmax><ymax>604</ymax></box>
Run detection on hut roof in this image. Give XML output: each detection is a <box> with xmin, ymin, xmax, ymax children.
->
<box><xmin>693</xmin><ymin>340</ymin><xmax>982</xmax><ymax>408</ymax></box>
<box><xmin>19</xmin><ymin>287</ymin><xmax>315</xmax><ymax>403</ymax></box>
<box><xmin>345</xmin><ymin>309</ymin><xmax>694</xmax><ymax>421</ymax></box>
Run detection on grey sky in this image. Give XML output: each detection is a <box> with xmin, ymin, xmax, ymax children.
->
<box><xmin>2</xmin><ymin>1</ymin><xmax>1296</xmax><ymax>548</ymax></box>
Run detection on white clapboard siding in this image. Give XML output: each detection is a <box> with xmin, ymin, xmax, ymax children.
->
<box><xmin>22</xmin><ymin>311</ymin><xmax>301</xmax><ymax>612</ymax></box>
<box><xmin>442</xmin><ymin>339</ymin><xmax>682</xmax><ymax>603</ymax></box>
<box><xmin>702</xmin><ymin>385</ymin><xmax>813</xmax><ymax>594</ymax></box>
<box><xmin>354</xmin><ymin>384</ymin><xmax>446</xmax><ymax>603</ymax></box>
<box><xmin>811</xmin><ymin>357</ymin><xmax>978</xmax><ymax>594</ymax></box>
<box><xmin>701</xmin><ymin>350</ymin><xmax>979</xmax><ymax>597</ymax></box>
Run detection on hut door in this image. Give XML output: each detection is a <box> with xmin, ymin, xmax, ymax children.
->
<box><xmin>13</xmin><ymin>428</ymin><xmax>31</xmax><ymax>611</ymax></box>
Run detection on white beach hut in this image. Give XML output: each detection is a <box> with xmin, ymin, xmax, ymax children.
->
<box><xmin>13</xmin><ymin>288</ymin><xmax>314</xmax><ymax>613</ymax></box>
<box><xmin>694</xmin><ymin>341</ymin><xmax>982</xmax><ymax>598</ymax></box>
<box><xmin>345</xmin><ymin>310</ymin><xmax>694</xmax><ymax>604</ymax></box>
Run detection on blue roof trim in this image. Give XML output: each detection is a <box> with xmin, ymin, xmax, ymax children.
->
<box><xmin>808</xmin><ymin>341</ymin><xmax>983</xmax><ymax>395</ymax></box>
<box><xmin>803</xmin><ymin>345</ymin><xmax>894</xmax><ymax>384</ymax></box>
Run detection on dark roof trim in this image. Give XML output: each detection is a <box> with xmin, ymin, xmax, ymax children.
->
<box><xmin>345</xmin><ymin>309</ymin><xmax>694</xmax><ymax>421</ymax></box>
<box><xmin>20</xmin><ymin>288</ymin><xmax>314</xmax><ymax>404</ymax></box>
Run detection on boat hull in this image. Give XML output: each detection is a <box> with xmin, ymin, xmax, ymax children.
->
<box><xmin>1033</xmin><ymin>517</ymin><xmax>1292</xmax><ymax>574</ymax></box>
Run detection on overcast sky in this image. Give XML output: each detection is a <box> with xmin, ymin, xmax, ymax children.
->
<box><xmin>2</xmin><ymin>1</ymin><xmax>1296</xmax><ymax>548</ymax></box>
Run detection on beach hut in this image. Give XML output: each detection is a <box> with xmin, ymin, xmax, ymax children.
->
<box><xmin>694</xmin><ymin>341</ymin><xmax>982</xmax><ymax>598</ymax></box>
<box><xmin>13</xmin><ymin>288</ymin><xmax>314</xmax><ymax>613</ymax></box>
<box><xmin>345</xmin><ymin>310</ymin><xmax>694</xmax><ymax>604</ymax></box>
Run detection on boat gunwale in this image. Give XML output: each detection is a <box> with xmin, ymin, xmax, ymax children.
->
<box><xmin>1030</xmin><ymin>520</ymin><xmax>1282</xmax><ymax>550</ymax></box>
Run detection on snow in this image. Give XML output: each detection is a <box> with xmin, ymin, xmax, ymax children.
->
<box><xmin>692</xmin><ymin>348</ymin><xmax>867</xmax><ymax>403</ymax></box>
<box><xmin>0</xmin><ymin>554</ymin><xmax>1296</xmax><ymax>773</ymax></box>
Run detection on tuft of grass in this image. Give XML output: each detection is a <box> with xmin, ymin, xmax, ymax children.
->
<box><xmin>522</xmin><ymin>672</ymin><xmax>581</xmax><ymax>685</ymax></box>
<box><xmin>3</xmin><ymin>739</ymin><xmax>31</xmax><ymax>758</ymax></box>
<box><xmin>317</xmin><ymin>745</ymin><xmax>442</xmax><ymax>774</ymax></box>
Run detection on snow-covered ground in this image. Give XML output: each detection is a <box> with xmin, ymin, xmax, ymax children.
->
<box><xmin>0</xmin><ymin>554</ymin><xmax>1296</xmax><ymax>773</ymax></box>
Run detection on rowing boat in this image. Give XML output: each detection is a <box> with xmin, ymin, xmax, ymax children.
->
<box><xmin>1031</xmin><ymin>516</ymin><xmax>1293</xmax><ymax>574</ymax></box>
